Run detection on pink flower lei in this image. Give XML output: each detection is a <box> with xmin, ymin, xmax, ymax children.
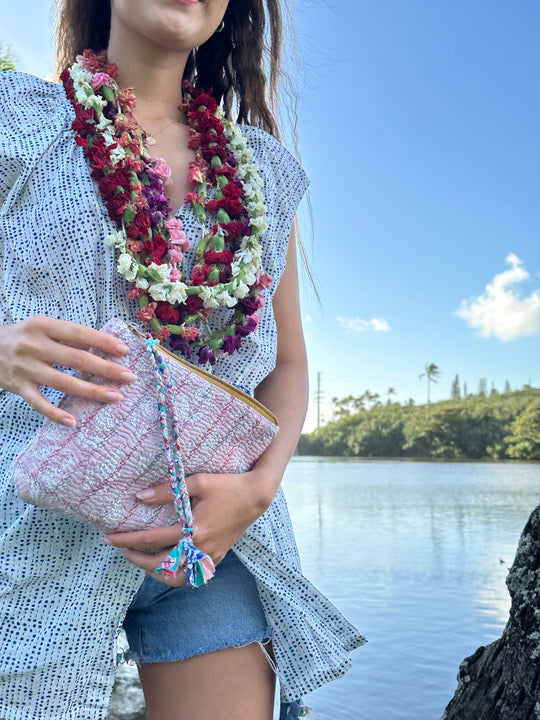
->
<box><xmin>61</xmin><ymin>49</ymin><xmax>271</xmax><ymax>366</ymax></box>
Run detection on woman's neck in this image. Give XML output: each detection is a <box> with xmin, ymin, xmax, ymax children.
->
<box><xmin>106</xmin><ymin>28</ymin><xmax>189</xmax><ymax>125</ymax></box>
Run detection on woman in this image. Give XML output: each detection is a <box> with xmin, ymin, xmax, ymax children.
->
<box><xmin>0</xmin><ymin>1</ymin><xmax>365</xmax><ymax>718</ymax></box>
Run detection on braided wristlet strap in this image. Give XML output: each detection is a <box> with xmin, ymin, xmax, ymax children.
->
<box><xmin>145</xmin><ymin>336</ymin><xmax>215</xmax><ymax>587</ymax></box>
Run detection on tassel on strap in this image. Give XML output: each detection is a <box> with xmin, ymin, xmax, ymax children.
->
<box><xmin>157</xmin><ymin>533</ymin><xmax>215</xmax><ymax>587</ymax></box>
<box><xmin>145</xmin><ymin>336</ymin><xmax>215</xmax><ymax>587</ymax></box>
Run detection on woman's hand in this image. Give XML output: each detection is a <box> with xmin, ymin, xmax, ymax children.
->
<box><xmin>104</xmin><ymin>469</ymin><xmax>277</xmax><ymax>586</ymax></box>
<box><xmin>0</xmin><ymin>315</ymin><xmax>137</xmax><ymax>426</ymax></box>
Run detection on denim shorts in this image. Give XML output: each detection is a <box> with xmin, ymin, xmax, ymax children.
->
<box><xmin>123</xmin><ymin>550</ymin><xmax>312</xmax><ymax>719</ymax></box>
<box><xmin>123</xmin><ymin>549</ymin><xmax>272</xmax><ymax>664</ymax></box>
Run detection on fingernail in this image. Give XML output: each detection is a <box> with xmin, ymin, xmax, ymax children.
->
<box><xmin>120</xmin><ymin>371</ymin><xmax>138</xmax><ymax>383</ymax></box>
<box><xmin>105</xmin><ymin>390</ymin><xmax>123</xmax><ymax>402</ymax></box>
<box><xmin>136</xmin><ymin>488</ymin><xmax>156</xmax><ymax>501</ymax></box>
<box><xmin>102</xmin><ymin>537</ymin><xmax>112</xmax><ymax>545</ymax></box>
<box><xmin>116</xmin><ymin>343</ymin><xmax>130</xmax><ymax>355</ymax></box>
<box><xmin>61</xmin><ymin>416</ymin><xmax>77</xmax><ymax>427</ymax></box>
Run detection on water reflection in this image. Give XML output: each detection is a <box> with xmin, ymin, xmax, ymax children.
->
<box><xmin>283</xmin><ymin>458</ymin><xmax>540</xmax><ymax>720</ymax></box>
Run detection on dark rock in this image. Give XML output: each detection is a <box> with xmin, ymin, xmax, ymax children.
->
<box><xmin>441</xmin><ymin>505</ymin><xmax>540</xmax><ymax>720</ymax></box>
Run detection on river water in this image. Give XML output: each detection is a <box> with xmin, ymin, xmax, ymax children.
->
<box><xmin>284</xmin><ymin>458</ymin><xmax>540</xmax><ymax>719</ymax></box>
<box><xmin>110</xmin><ymin>458</ymin><xmax>540</xmax><ymax>719</ymax></box>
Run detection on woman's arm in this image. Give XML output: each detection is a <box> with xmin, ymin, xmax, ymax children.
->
<box><xmin>250</xmin><ymin>228</ymin><xmax>309</xmax><ymax>510</ymax></box>
<box><xmin>106</xmin><ymin>228</ymin><xmax>310</xmax><ymax>583</ymax></box>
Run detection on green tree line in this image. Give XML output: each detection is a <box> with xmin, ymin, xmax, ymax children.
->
<box><xmin>298</xmin><ymin>388</ymin><xmax>540</xmax><ymax>460</ymax></box>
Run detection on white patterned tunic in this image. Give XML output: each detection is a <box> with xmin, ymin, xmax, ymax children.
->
<box><xmin>0</xmin><ymin>71</ymin><xmax>365</xmax><ymax>720</ymax></box>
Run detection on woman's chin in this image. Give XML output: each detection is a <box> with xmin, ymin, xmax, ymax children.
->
<box><xmin>109</xmin><ymin>0</ymin><xmax>223</xmax><ymax>53</ymax></box>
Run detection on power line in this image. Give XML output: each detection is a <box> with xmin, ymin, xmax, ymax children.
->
<box><xmin>313</xmin><ymin>371</ymin><xmax>325</xmax><ymax>429</ymax></box>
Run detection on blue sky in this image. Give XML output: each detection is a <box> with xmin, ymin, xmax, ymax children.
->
<box><xmin>3</xmin><ymin>1</ymin><xmax>540</xmax><ymax>430</ymax></box>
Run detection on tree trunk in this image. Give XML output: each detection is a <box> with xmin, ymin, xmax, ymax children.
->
<box><xmin>441</xmin><ymin>505</ymin><xmax>540</xmax><ymax>720</ymax></box>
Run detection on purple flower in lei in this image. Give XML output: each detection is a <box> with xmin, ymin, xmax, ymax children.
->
<box><xmin>144</xmin><ymin>172</ymin><xmax>171</xmax><ymax>215</ymax></box>
<box><xmin>103</xmin><ymin>103</ymin><xmax>117</xmax><ymax>122</ymax></box>
<box><xmin>238</xmin><ymin>295</ymin><xmax>259</xmax><ymax>316</ymax></box>
<box><xmin>169</xmin><ymin>335</ymin><xmax>193</xmax><ymax>357</ymax></box>
<box><xmin>222</xmin><ymin>334</ymin><xmax>242</xmax><ymax>355</ymax></box>
<box><xmin>198</xmin><ymin>346</ymin><xmax>216</xmax><ymax>366</ymax></box>
<box><xmin>235</xmin><ymin>315</ymin><xmax>258</xmax><ymax>338</ymax></box>
<box><xmin>241</xmin><ymin>216</ymin><xmax>251</xmax><ymax>235</ymax></box>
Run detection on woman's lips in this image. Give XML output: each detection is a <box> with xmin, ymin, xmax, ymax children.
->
<box><xmin>173</xmin><ymin>0</ymin><xmax>200</xmax><ymax>5</ymax></box>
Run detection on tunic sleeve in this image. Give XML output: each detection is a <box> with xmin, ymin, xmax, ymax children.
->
<box><xmin>0</xmin><ymin>71</ymin><xmax>74</xmax><ymax>324</ymax></box>
<box><xmin>0</xmin><ymin>71</ymin><xmax>70</xmax><ymax>216</ymax></box>
<box><xmin>240</xmin><ymin>125</ymin><xmax>310</xmax><ymax>284</ymax></box>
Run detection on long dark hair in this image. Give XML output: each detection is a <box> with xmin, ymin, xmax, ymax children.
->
<box><xmin>54</xmin><ymin>0</ymin><xmax>286</xmax><ymax>138</ymax></box>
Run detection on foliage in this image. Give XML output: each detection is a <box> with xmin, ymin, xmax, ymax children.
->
<box><xmin>298</xmin><ymin>388</ymin><xmax>540</xmax><ymax>460</ymax></box>
<box><xmin>348</xmin><ymin>406</ymin><xmax>406</xmax><ymax>457</ymax></box>
<box><xmin>329</xmin><ymin>390</ymin><xmax>383</xmax><ymax>421</ymax></box>
<box><xmin>506</xmin><ymin>399</ymin><xmax>540</xmax><ymax>460</ymax></box>
<box><xmin>0</xmin><ymin>45</ymin><xmax>16</xmax><ymax>72</ymax></box>
<box><xmin>330</xmin><ymin>395</ymin><xmax>364</xmax><ymax>421</ymax></box>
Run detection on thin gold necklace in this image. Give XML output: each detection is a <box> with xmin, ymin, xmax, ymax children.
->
<box><xmin>133</xmin><ymin>106</ymin><xmax>189</xmax><ymax>146</ymax></box>
<box><xmin>134</xmin><ymin>117</ymin><xmax>176</xmax><ymax>146</ymax></box>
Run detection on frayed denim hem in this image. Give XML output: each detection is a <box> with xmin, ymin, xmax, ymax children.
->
<box><xmin>120</xmin><ymin>628</ymin><xmax>273</xmax><ymax>667</ymax></box>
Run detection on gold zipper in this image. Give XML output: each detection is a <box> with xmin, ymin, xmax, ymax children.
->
<box><xmin>127</xmin><ymin>323</ymin><xmax>278</xmax><ymax>426</ymax></box>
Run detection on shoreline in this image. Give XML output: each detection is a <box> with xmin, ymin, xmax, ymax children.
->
<box><xmin>292</xmin><ymin>455</ymin><xmax>540</xmax><ymax>465</ymax></box>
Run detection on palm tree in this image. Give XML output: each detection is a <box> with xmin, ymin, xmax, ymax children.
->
<box><xmin>360</xmin><ymin>390</ymin><xmax>381</xmax><ymax>410</ymax></box>
<box><xmin>370</xmin><ymin>392</ymin><xmax>381</xmax><ymax>408</ymax></box>
<box><xmin>386</xmin><ymin>387</ymin><xmax>396</xmax><ymax>404</ymax></box>
<box><xmin>419</xmin><ymin>362</ymin><xmax>440</xmax><ymax>404</ymax></box>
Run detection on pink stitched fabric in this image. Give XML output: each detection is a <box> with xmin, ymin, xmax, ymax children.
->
<box><xmin>13</xmin><ymin>317</ymin><xmax>279</xmax><ymax>533</ymax></box>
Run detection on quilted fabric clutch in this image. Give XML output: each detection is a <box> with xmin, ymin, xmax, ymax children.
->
<box><xmin>13</xmin><ymin>317</ymin><xmax>279</xmax><ymax>586</ymax></box>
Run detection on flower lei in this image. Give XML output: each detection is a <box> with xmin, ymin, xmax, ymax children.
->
<box><xmin>61</xmin><ymin>49</ymin><xmax>271</xmax><ymax>366</ymax></box>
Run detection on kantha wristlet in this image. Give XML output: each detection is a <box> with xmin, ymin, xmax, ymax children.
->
<box><xmin>13</xmin><ymin>317</ymin><xmax>279</xmax><ymax>587</ymax></box>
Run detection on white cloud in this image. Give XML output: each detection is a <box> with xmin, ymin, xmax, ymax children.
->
<box><xmin>455</xmin><ymin>253</ymin><xmax>540</xmax><ymax>341</ymax></box>
<box><xmin>337</xmin><ymin>316</ymin><xmax>391</xmax><ymax>333</ymax></box>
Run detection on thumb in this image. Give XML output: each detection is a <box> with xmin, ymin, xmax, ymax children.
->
<box><xmin>184</xmin><ymin>472</ymin><xmax>207</xmax><ymax>498</ymax></box>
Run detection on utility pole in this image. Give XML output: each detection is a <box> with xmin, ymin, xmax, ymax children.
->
<box><xmin>314</xmin><ymin>371</ymin><xmax>324</xmax><ymax>428</ymax></box>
